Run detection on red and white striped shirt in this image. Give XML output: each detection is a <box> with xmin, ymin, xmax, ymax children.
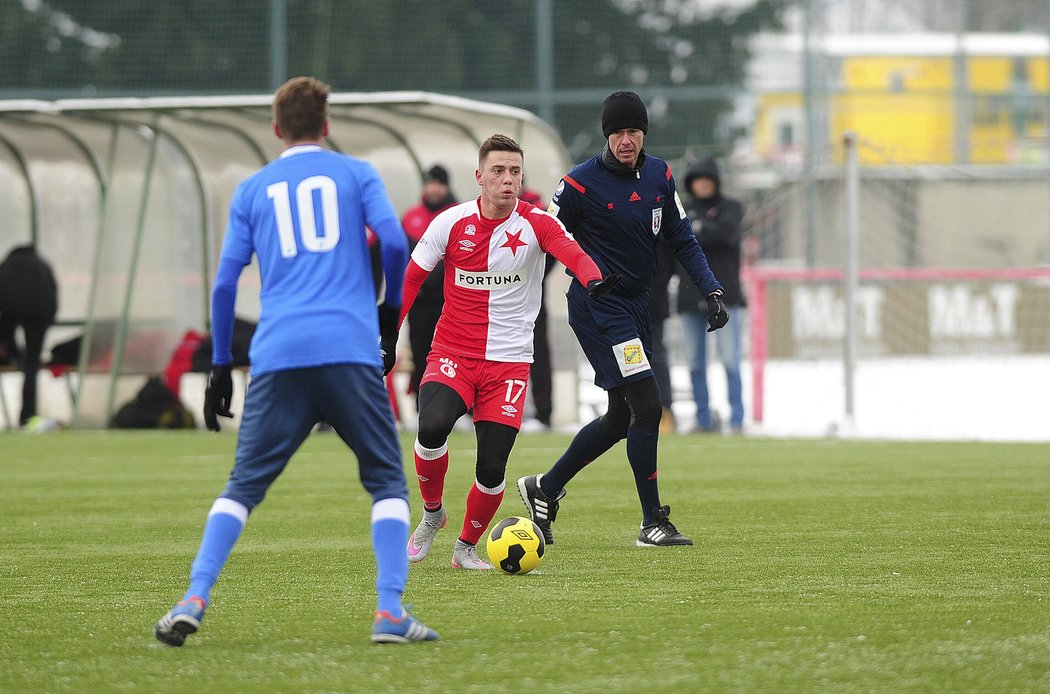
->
<box><xmin>401</xmin><ymin>197</ymin><xmax>601</xmax><ymax>362</ymax></box>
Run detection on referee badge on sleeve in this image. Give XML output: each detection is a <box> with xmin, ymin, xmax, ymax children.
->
<box><xmin>651</xmin><ymin>208</ymin><xmax>662</xmax><ymax>235</ymax></box>
<box><xmin>611</xmin><ymin>338</ymin><xmax>651</xmax><ymax>377</ymax></box>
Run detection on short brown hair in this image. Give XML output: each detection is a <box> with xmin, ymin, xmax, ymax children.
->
<box><xmin>273</xmin><ymin>76</ymin><xmax>330</xmax><ymax>142</ymax></box>
<box><xmin>479</xmin><ymin>134</ymin><xmax>524</xmax><ymax>167</ymax></box>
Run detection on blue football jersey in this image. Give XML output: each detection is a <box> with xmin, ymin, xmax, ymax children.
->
<box><xmin>219</xmin><ymin>145</ymin><xmax>401</xmax><ymax>374</ymax></box>
<box><xmin>549</xmin><ymin>152</ymin><xmax>721</xmax><ymax>298</ymax></box>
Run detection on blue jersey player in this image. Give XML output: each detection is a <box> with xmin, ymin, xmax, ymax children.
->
<box><xmin>155</xmin><ymin>76</ymin><xmax>438</xmax><ymax>646</ymax></box>
<box><xmin>518</xmin><ymin>91</ymin><xmax>729</xmax><ymax>548</ymax></box>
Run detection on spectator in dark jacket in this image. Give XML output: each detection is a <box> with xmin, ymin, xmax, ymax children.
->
<box><xmin>676</xmin><ymin>157</ymin><xmax>746</xmax><ymax>432</ymax></box>
<box><xmin>0</xmin><ymin>245</ymin><xmax>58</xmax><ymax>426</ymax></box>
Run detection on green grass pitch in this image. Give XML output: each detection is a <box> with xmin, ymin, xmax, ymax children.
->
<box><xmin>2</xmin><ymin>430</ymin><xmax>1049</xmax><ymax>692</ymax></box>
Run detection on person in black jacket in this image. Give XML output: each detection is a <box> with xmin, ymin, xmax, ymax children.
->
<box><xmin>0</xmin><ymin>245</ymin><xmax>58</xmax><ymax>426</ymax></box>
<box><xmin>678</xmin><ymin>157</ymin><xmax>746</xmax><ymax>433</ymax></box>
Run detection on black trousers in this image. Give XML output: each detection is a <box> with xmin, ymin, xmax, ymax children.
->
<box><xmin>0</xmin><ymin>313</ymin><xmax>50</xmax><ymax>425</ymax></box>
<box><xmin>530</xmin><ymin>302</ymin><xmax>553</xmax><ymax>425</ymax></box>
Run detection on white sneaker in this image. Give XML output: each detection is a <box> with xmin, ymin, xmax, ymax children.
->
<box><xmin>407</xmin><ymin>507</ymin><xmax>447</xmax><ymax>563</ymax></box>
<box><xmin>451</xmin><ymin>540</ymin><xmax>493</xmax><ymax>570</ymax></box>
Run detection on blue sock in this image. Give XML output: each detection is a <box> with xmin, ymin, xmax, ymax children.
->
<box><xmin>372</xmin><ymin>498</ymin><xmax>410</xmax><ymax>618</ymax></box>
<box><xmin>542</xmin><ymin>418</ymin><xmax>620</xmax><ymax>496</ymax></box>
<box><xmin>626</xmin><ymin>427</ymin><xmax>661</xmax><ymax>522</ymax></box>
<box><xmin>183</xmin><ymin>499</ymin><xmax>248</xmax><ymax>604</ymax></box>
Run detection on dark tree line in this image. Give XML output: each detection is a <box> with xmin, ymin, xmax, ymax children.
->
<box><xmin>2</xmin><ymin>0</ymin><xmax>786</xmax><ymax>160</ymax></box>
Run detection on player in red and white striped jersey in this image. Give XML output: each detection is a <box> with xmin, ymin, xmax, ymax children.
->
<box><xmin>393</xmin><ymin>134</ymin><xmax>619</xmax><ymax>570</ymax></box>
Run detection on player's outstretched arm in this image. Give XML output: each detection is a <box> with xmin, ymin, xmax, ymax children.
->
<box><xmin>204</xmin><ymin>256</ymin><xmax>246</xmax><ymax>431</ymax></box>
<box><xmin>537</xmin><ymin>216</ymin><xmax>616</xmax><ymax>299</ymax></box>
<box><xmin>370</xmin><ymin>217</ymin><xmax>409</xmax><ymax>308</ymax></box>
<box><xmin>397</xmin><ymin>260</ymin><xmax>430</xmax><ymax>329</ymax></box>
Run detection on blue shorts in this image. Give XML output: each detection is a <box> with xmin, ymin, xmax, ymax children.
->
<box><xmin>566</xmin><ymin>281</ymin><xmax>654</xmax><ymax>391</ymax></box>
<box><xmin>222</xmin><ymin>364</ymin><xmax>408</xmax><ymax>510</ymax></box>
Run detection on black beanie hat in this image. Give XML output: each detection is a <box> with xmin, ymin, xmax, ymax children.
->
<box><xmin>424</xmin><ymin>165</ymin><xmax>450</xmax><ymax>186</ymax></box>
<box><xmin>601</xmin><ymin>91</ymin><xmax>648</xmax><ymax>138</ymax></box>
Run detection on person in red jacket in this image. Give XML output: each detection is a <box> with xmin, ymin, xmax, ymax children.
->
<box><xmin>400</xmin><ymin>165</ymin><xmax>457</xmax><ymax>402</ymax></box>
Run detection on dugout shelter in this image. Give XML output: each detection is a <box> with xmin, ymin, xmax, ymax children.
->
<box><xmin>0</xmin><ymin>92</ymin><xmax>572</xmax><ymax>428</ymax></box>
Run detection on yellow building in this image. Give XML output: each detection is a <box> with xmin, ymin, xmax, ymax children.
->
<box><xmin>750</xmin><ymin>33</ymin><xmax>1050</xmax><ymax>165</ymax></box>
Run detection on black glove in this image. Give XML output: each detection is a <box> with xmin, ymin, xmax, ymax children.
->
<box><xmin>586</xmin><ymin>273</ymin><xmax>621</xmax><ymax>299</ymax></box>
<box><xmin>378</xmin><ymin>304</ymin><xmax>400</xmax><ymax>376</ymax></box>
<box><xmin>706</xmin><ymin>291</ymin><xmax>729</xmax><ymax>333</ymax></box>
<box><xmin>203</xmin><ymin>364</ymin><xmax>234</xmax><ymax>432</ymax></box>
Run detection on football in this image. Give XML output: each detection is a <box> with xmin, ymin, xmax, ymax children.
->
<box><xmin>486</xmin><ymin>516</ymin><xmax>545</xmax><ymax>575</ymax></box>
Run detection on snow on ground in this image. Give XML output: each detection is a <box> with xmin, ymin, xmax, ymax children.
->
<box><xmin>6</xmin><ymin>355</ymin><xmax>1047</xmax><ymax>442</ymax></box>
<box><xmin>575</xmin><ymin>355</ymin><xmax>1050</xmax><ymax>442</ymax></box>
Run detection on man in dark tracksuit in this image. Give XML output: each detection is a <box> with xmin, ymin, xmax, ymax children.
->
<box><xmin>518</xmin><ymin>91</ymin><xmax>729</xmax><ymax>547</ymax></box>
<box><xmin>0</xmin><ymin>245</ymin><xmax>58</xmax><ymax>426</ymax></box>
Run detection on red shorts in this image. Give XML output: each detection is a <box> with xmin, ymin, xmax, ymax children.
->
<box><xmin>421</xmin><ymin>348</ymin><xmax>531</xmax><ymax>430</ymax></box>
